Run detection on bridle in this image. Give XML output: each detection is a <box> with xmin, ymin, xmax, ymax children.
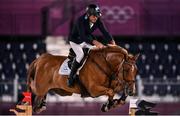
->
<box><xmin>90</xmin><ymin>49</ymin><xmax>136</xmax><ymax>90</ymax></box>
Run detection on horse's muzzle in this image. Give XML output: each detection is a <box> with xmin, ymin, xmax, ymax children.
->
<box><xmin>127</xmin><ymin>89</ymin><xmax>135</xmax><ymax>96</ymax></box>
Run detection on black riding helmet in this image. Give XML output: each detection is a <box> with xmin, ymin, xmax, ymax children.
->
<box><xmin>86</xmin><ymin>4</ymin><xmax>101</xmax><ymax>17</ymax></box>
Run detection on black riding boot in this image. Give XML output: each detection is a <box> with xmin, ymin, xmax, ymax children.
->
<box><xmin>67</xmin><ymin>60</ymin><xmax>80</xmax><ymax>87</ymax></box>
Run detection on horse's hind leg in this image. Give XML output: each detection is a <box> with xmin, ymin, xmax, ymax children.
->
<box><xmin>33</xmin><ymin>95</ymin><xmax>47</xmax><ymax>113</ymax></box>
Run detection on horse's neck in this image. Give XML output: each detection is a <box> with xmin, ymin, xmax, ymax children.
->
<box><xmin>88</xmin><ymin>48</ymin><xmax>123</xmax><ymax>76</ymax></box>
<box><xmin>87</xmin><ymin>50</ymin><xmax>112</xmax><ymax>78</ymax></box>
<box><xmin>88</xmin><ymin>49</ymin><xmax>125</xmax><ymax>90</ymax></box>
<box><xmin>89</xmin><ymin>50</ymin><xmax>109</xmax><ymax>70</ymax></box>
<box><xmin>104</xmin><ymin>46</ymin><xmax>128</xmax><ymax>55</ymax></box>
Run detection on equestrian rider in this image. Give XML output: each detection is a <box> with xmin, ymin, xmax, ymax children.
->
<box><xmin>68</xmin><ymin>4</ymin><xmax>116</xmax><ymax>87</ymax></box>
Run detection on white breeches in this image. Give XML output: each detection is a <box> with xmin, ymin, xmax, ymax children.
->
<box><xmin>69</xmin><ymin>41</ymin><xmax>95</xmax><ymax>63</ymax></box>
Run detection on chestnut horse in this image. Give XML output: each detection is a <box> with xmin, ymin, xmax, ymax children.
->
<box><xmin>26</xmin><ymin>45</ymin><xmax>139</xmax><ymax>113</ymax></box>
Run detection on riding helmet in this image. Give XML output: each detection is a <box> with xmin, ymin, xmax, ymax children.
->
<box><xmin>86</xmin><ymin>4</ymin><xmax>101</xmax><ymax>17</ymax></box>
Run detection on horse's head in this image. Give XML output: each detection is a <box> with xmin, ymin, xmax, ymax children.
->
<box><xmin>122</xmin><ymin>53</ymin><xmax>139</xmax><ymax>96</ymax></box>
<box><xmin>103</xmin><ymin>46</ymin><xmax>139</xmax><ymax>96</ymax></box>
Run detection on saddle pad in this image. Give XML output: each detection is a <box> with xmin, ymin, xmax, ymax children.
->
<box><xmin>59</xmin><ymin>59</ymin><xmax>71</xmax><ymax>75</ymax></box>
<box><xmin>59</xmin><ymin>58</ymin><xmax>86</xmax><ymax>76</ymax></box>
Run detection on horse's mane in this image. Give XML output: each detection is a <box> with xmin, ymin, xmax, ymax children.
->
<box><xmin>91</xmin><ymin>45</ymin><xmax>128</xmax><ymax>56</ymax></box>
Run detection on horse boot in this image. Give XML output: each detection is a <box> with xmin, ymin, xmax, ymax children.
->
<box><xmin>67</xmin><ymin>60</ymin><xmax>80</xmax><ymax>87</ymax></box>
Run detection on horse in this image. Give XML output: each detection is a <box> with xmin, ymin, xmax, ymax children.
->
<box><xmin>26</xmin><ymin>45</ymin><xmax>139</xmax><ymax>113</ymax></box>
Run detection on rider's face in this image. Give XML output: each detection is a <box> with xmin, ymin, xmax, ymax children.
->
<box><xmin>89</xmin><ymin>15</ymin><xmax>98</xmax><ymax>23</ymax></box>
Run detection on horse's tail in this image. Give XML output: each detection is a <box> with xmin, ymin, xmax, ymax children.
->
<box><xmin>26</xmin><ymin>59</ymin><xmax>37</xmax><ymax>92</ymax></box>
<box><xmin>26</xmin><ymin>59</ymin><xmax>38</xmax><ymax>106</ymax></box>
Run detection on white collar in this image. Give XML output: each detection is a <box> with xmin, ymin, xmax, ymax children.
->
<box><xmin>89</xmin><ymin>22</ymin><xmax>94</xmax><ymax>28</ymax></box>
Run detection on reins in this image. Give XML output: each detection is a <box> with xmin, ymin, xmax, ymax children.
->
<box><xmin>89</xmin><ymin>49</ymin><xmax>127</xmax><ymax>88</ymax></box>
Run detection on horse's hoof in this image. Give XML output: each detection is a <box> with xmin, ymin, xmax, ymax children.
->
<box><xmin>118</xmin><ymin>100</ymin><xmax>126</xmax><ymax>105</ymax></box>
<box><xmin>112</xmin><ymin>99</ymin><xmax>119</xmax><ymax>107</ymax></box>
<box><xmin>38</xmin><ymin>106</ymin><xmax>46</xmax><ymax>113</ymax></box>
<box><xmin>101</xmin><ymin>104</ymin><xmax>109</xmax><ymax>112</ymax></box>
<box><xmin>113</xmin><ymin>99</ymin><xmax>118</xmax><ymax>104</ymax></box>
<box><xmin>33</xmin><ymin>106</ymin><xmax>46</xmax><ymax>114</ymax></box>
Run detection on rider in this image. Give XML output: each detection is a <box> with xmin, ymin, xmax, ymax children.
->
<box><xmin>68</xmin><ymin>4</ymin><xmax>116</xmax><ymax>87</ymax></box>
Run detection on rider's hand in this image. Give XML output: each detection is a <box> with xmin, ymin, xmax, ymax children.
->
<box><xmin>107</xmin><ymin>40</ymin><xmax>116</xmax><ymax>46</ymax></box>
<box><xmin>92</xmin><ymin>40</ymin><xmax>105</xmax><ymax>49</ymax></box>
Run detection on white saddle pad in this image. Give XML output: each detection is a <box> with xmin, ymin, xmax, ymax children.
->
<box><xmin>59</xmin><ymin>48</ymin><xmax>91</xmax><ymax>76</ymax></box>
<box><xmin>59</xmin><ymin>58</ymin><xmax>86</xmax><ymax>75</ymax></box>
<box><xmin>59</xmin><ymin>58</ymin><xmax>71</xmax><ymax>75</ymax></box>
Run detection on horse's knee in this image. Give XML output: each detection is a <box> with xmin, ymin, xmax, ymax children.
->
<box><xmin>105</xmin><ymin>89</ymin><xmax>114</xmax><ymax>99</ymax></box>
<box><xmin>89</xmin><ymin>85</ymin><xmax>114</xmax><ymax>97</ymax></box>
<box><xmin>35</xmin><ymin>85</ymin><xmax>48</xmax><ymax>97</ymax></box>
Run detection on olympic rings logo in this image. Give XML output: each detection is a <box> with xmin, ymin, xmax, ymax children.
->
<box><xmin>101</xmin><ymin>6</ymin><xmax>135</xmax><ymax>24</ymax></box>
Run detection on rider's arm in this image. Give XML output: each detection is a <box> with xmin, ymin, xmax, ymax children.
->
<box><xmin>97</xmin><ymin>19</ymin><xmax>116</xmax><ymax>45</ymax></box>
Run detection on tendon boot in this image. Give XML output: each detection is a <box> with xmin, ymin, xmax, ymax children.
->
<box><xmin>67</xmin><ymin>60</ymin><xmax>80</xmax><ymax>87</ymax></box>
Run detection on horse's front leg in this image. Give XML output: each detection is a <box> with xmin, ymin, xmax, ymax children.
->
<box><xmin>101</xmin><ymin>89</ymin><xmax>130</xmax><ymax>112</ymax></box>
<box><xmin>88</xmin><ymin>85</ymin><xmax>115</xmax><ymax>112</ymax></box>
<box><xmin>33</xmin><ymin>95</ymin><xmax>47</xmax><ymax>113</ymax></box>
<box><xmin>101</xmin><ymin>89</ymin><xmax>116</xmax><ymax>112</ymax></box>
<box><xmin>102</xmin><ymin>92</ymin><xmax>127</xmax><ymax>112</ymax></box>
<box><xmin>90</xmin><ymin>86</ymin><xmax>115</xmax><ymax>112</ymax></box>
<box><xmin>112</xmin><ymin>92</ymin><xmax>127</xmax><ymax>108</ymax></box>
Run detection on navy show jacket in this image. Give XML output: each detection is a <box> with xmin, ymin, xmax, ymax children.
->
<box><xmin>69</xmin><ymin>14</ymin><xmax>113</xmax><ymax>45</ymax></box>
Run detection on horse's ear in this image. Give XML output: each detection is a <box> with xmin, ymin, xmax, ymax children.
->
<box><xmin>134</xmin><ymin>53</ymin><xmax>140</xmax><ymax>61</ymax></box>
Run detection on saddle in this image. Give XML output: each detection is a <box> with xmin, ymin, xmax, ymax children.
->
<box><xmin>59</xmin><ymin>48</ymin><xmax>90</xmax><ymax>75</ymax></box>
<box><xmin>62</xmin><ymin>48</ymin><xmax>91</xmax><ymax>97</ymax></box>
